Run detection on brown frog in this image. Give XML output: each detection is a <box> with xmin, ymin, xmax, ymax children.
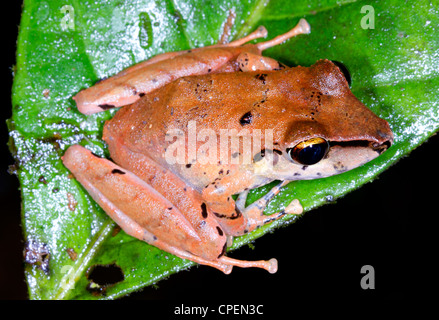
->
<box><xmin>63</xmin><ymin>19</ymin><xmax>393</xmax><ymax>273</ymax></box>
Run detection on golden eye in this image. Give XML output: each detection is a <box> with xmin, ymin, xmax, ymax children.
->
<box><xmin>287</xmin><ymin>137</ymin><xmax>329</xmax><ymax>165</ymax></box>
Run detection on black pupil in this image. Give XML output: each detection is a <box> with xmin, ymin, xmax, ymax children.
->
<box><xmin>296</xmin><ymin>143</ymin><xmax>327</xmax><ymax>165</ymax></box>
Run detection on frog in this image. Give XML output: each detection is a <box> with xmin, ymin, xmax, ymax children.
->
<box><xmin>62</xmin><ymin>18</ymin><xmax>393</xmax><ymax>274</ymax></box>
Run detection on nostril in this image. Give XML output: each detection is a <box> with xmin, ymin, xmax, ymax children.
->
<box><xmin>372</xmin><ymin>141</ymin><xmax>391</xmax><ymax>154</ymax></box>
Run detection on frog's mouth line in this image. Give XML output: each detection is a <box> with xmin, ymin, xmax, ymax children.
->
<box><xmin>328</xmin><ymin>140</ymin><xmax>392</xmax><ymax>155</ymax></box>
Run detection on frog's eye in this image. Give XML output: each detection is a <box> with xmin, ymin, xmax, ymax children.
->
<box><xmin>287</xmin><ymin>137</ymin><xmax>329</xmax><ymax>165</ymax></box>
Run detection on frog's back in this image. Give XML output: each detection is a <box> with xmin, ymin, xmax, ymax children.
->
<box><xmin>104</xmin><ymin>60</ymin><xmax>392</xmax><ymax>168</ymax></box>
<box><xmin>104</xmin><ymin>68</ymin><xmax>305</xmax><ymax>154</ymax></box>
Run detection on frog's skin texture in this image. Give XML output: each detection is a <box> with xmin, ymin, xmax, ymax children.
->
<box><xmin>63</xmin><ymin>19</ymin><xmax>393</xmax><ymax>273</ymax></box>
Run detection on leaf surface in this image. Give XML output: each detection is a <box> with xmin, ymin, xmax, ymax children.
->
<box><xmin>10</xmin><ymin>0</ymin><xmax>439</xmax><ymax>299</ymax></box>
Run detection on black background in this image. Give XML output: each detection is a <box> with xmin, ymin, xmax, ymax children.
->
<box><xmin>1</xmin><ymin>1</ymin><xmax>435</xmax><ymax>301</ymax></box>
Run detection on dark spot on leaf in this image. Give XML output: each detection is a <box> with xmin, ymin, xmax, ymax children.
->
<box><xmin>67</xmin><ymin>192</ymin><xmax>78</xmax><ymax>212</ymax></box>
<box><xmin>325</xmin><ymin>195</ymin><xmax>334</xmax><ymax>202</ymax></box>
<box><xmin>66</xmin><ymin>248</ymin><xmax>77</xmax><ymax>261</ymax></box>
<box><xmin>86</xmin><ymin>264</ymin><xmax>124</xmax><ymax>296</ymax></box>
<box><xmin>23</xmin><ymin>240</ymin><xmax>50</xmax><ymax>274</ymax></box>
<box><xmin>112</xmin><ymin>225</ymin><xmax>121</xmax><ymax>237</ymax></box>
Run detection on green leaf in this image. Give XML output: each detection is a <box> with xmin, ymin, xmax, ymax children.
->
<box><xmin>10</xmin><ymin>0</ymin><xmax>438</xmax><ymax>299</ymax></box>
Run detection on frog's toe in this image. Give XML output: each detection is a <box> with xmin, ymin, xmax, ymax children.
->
<box><xmin>267</xmin><ymin>258</ymin><xmax>278</xmax><ymax>274</ymax></box>
<box><xmin>285</xmin><ymin>199</ymin><xmax>303</xmax><ymax>215</ymax></box>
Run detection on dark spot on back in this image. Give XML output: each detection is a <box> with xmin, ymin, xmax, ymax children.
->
<box><xmin>216</xmin><ymin>226</ymin><xmax>224</xmax><ymax>236</ymax></box>
<box><xmin>255</xmin><ymin>73</ymin><xmax>267</xmax><ymax>84</ymax></box>
<box><xmin>240</xmin><ymin>111</ymin><xmax>253</xmax><ymax>126</ymax></box>
<box><xmin>201</xmin><ymin>203</ymin><xmax>208</xmax><ymax>219</ymax></box>
<box><xmin>111</xmin><ymin>169</ymin><xmax>125</xmax><ymax>175</ymax></box>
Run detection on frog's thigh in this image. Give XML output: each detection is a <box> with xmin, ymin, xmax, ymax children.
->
<box><xmin>105</xmin><ymin>141</ymin><xmax>230</xmax><ymax>259</ymax></box>
<box><xmin>62</xmin><ymin>145</ymin><xmax>227</xmax><ymax>263</ymax></box>
<box><xmin>237</xmin><ymin>52</ymin><xmax>283</xmax><ymax>72</ymax></box>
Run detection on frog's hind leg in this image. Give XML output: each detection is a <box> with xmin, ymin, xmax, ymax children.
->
<box><xmin>62</xmin><ymin>145</ymin><xmax>279</xmax><ymax>274</ymax></box>
<box><xmin>62</xmin><ymin>145</ymin><xmax>234</xmax><ymax>274</ymax></box>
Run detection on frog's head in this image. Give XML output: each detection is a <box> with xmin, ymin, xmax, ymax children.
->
<box><xmin>254</xmin><ymin>59</ymin><xmax>393</xmax><ymax>180</ymax></box>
